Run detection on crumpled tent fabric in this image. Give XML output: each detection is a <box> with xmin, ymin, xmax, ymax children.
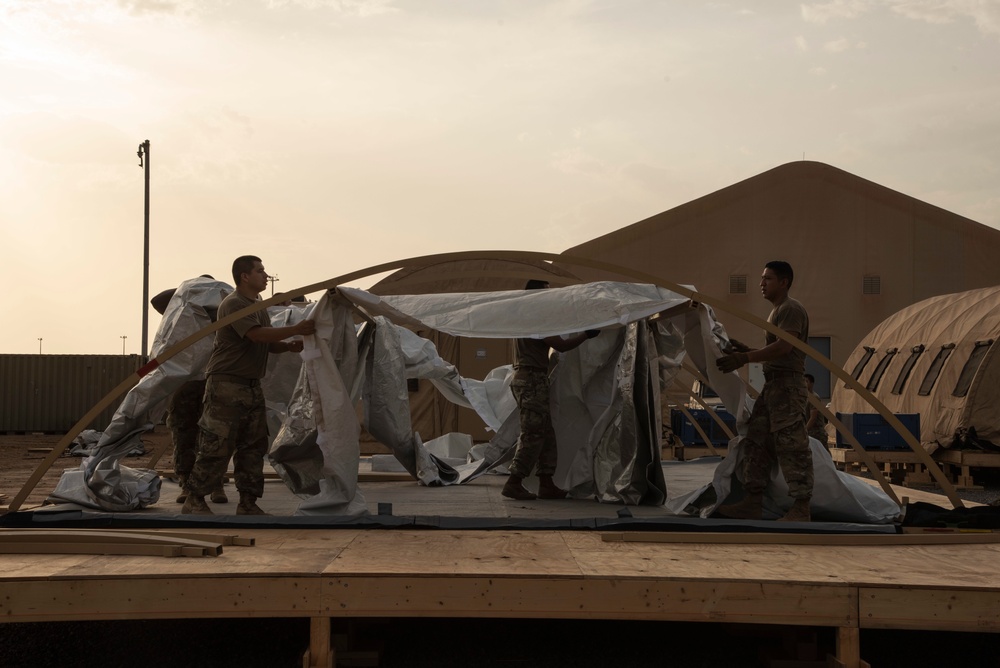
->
<box><xmin>47</xmin><ymin>277</ymin><xmax>898</xmax><ymax>522</ymax></box>
<box><xmin>666</xmin><ymin>438</ymin><xmax>900</xmax><ymax>524</ymax></box>
<box><xmin>48</xmin><ymin>277</ymin><xmax>310</xmax><ymax>511</ymax></box>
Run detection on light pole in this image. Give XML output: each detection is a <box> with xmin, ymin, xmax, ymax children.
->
<box><xmin>121</xmin><ymin>335</ymin><xmax>127</xmax><ymax>355</ymax></box>
<box><xmin>267</xmin><ymin>274</ymin><xmax>279</xmax><ymax>297</ymax></box>
<box><xmin>37</xmin><ymin>338</ymin><xmax>42</xmax><ymax>354</ymax></box>
<box><xmin>137</xmin><ymin>140</ymin><xmax>150</xmax><ymax>363</ymax></box>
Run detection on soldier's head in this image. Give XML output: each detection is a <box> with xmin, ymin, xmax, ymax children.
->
<box><xmin>804</xmin><ymin>373</ymin><xmax>815</xmax><ymax>391</ymax></box>
<box><xmin>760</xmin><ymin>261</ymin><xmax>793</xmax><ymax>303</ymax></box>
<box><xmin>524</xmin><ymin>279</ymin><xmax>550</xmax><ymax>290</ymax></box>
<box><xmin>232</xmin><ymin>255</ymin><xmax>267</xmax><ymax>295</ymax></box>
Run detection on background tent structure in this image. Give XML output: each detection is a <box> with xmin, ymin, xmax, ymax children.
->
<box><xmin>830</xmin><ymin>285</ymin><xmax>1000</xmax><ymax>449</ymax></box>
<box><xmin>560</xmin><ymin>160</ymin><xmax>1000</xmax><ymax>400</ymax></box>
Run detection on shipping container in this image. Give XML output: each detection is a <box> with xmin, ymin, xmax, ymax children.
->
<box><xmin>0</xmin><ymin>354</ymin><xmax>142</xmax><ymax>433</ymax></box>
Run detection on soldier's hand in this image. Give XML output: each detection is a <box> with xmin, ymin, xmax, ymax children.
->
<box><xmin>585</xmin><ymin>329</ymin><xmax>600</xmax><ymax>339</ymax></box>
<box><xmin>727</xmin><ymin>338</ymin><xmax>752</xmax><ymax>353</ymax></box>
<box><xmin>287</xmin><ymin>340</ymin><xmax>305</xmax><ymax>353</ymax></box>
<box><xmin>716</xmin><ymin>352</ymin><xmax>749</xmax><ymax>373</ymax></box>
<box><xmin>296</xmin><ymin>319</ymin><xmax>316</xmax><ymax>336</ymax></box>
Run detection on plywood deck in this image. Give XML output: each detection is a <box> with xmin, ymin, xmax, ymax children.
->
<box><xmin>2</xmin><ymin>458</ymin><xmax>997</xmax><ymax>668</ymax></box>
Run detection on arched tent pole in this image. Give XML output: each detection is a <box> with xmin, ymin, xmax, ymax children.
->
<box><xmin>5</xmin><ymin>250</ymin><xmax>959</xmax><ymax>512</ymax></box>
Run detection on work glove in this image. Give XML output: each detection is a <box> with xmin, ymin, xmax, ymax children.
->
<box><xmin>716</xmin><ymin>352</ymin><xmax>749</xmax><ymax>373</ymax></box>
<box><xmin>585</xmin><ymin>329</ymin><xmax>601</xmax><ymax>339</ymax></box>
<box><xmin>726</xmin><ymin>338</ymin><xmax>752</xmax><ymax>353</ymax></box>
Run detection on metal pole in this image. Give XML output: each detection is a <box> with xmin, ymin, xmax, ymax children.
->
<box><xmin>138</xmin><ymin>140</ymin><xmax>150</xmax><ymax>363</ymax></box>
<box><xmin>121</xmin><ymin>335</ymin><xmax>127</xmax><ymax>355</ymax></box>
<box><xmin>38</xmin><ymin>338</ymin><xmax>42</xmax><ymax>354</ymax></box>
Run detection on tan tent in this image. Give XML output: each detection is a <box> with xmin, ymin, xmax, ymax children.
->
<box><xmin>560</xmin><ymin>161</ymin><xmax>1000</xmax><ymax>399</ymax></box>
<box><xmin>830</xmin><ymin>286</ymin><xmax>1000</xmax><ymax>448</ymax></box>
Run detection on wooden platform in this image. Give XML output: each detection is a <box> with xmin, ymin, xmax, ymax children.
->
<box><xmin>831</xmin><ymin>447</ymin><xmax>1000</xmax><ymax>489</ymax></box>
<box><xmin>2</xmin><ymin>526</ymin><xmax>1000</xmax><ymax>667</ymax></box>
<box><xmin>2</xmin><ymin>461</ymin><xmax>998</xmax><ymax>668</ymax></box>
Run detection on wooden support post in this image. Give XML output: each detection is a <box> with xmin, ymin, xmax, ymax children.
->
<box><xmin>829</xmin><ymin>626</ymin><xmax>869</xmax><ymax>668</ymax></box>
<box><xmin>303</xmin><ymin>617</ymin><xmax>333</xmax><ymax>668</ymax></box>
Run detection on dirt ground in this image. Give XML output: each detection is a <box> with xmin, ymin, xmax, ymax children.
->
<box><xmin>0</xmin><ymin>429</ymin><xmax>175</xmax><ymax>509</ymax></box>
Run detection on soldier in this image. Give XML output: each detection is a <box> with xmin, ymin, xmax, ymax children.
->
<box><xmin>502</xmin><ymin>280</ymin><xmax>600</xmax><ymax>501</ymax></box>
<box><xmin>715</xmin><ymin>261</ymin><xmax>813</xmax><ymax>522</ymax></box>
<box><xmin>804</xmin><ymin>373</ymin><xmax>829</xmax><ymax>446</ymax></box>
<box><xmin>150</xmin><ymin>281</ymin><xmax>227</xmax><ymax>504</ymax></box>
<box><xmin>181</xmin><ymin>256</ymin><xmax>315</xmax><ymax>515</ymax></box>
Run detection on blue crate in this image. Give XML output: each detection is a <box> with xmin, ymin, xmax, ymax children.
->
<box><xmin>671</xmin><ymin>408</ymin><xmax>735</xmax><ymax>445</ymax></box>
<box><xmin>835</xmin><ymin>413</ymin><xmax>920</xmax><ymax>451</ymax></box>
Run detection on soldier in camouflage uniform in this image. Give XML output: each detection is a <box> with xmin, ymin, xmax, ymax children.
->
<box><xmin>502</xmin><ymin>280</ymin><xmax>600</xmax><ymax>501</ymax></box>
<box><xmin>715</xmin><ymin>261</ymin><xmax>813</xmax><ymax>522</ymax></box>
<box><xmin>151</xmin><ymin>282</ymin><xmax>227</xmax><ymax>504</ymax></box>
<box><xmin>181</xmin><ymin>256</ymin><xmax>315</xmax><ymax>515</ymax></box>
<box><xmin>804</xmin><ymin>373</ymin><xmax>829</xmax><ymax>445</ymax></box>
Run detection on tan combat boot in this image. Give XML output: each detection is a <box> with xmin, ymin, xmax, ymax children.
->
<box><xmin>237</xmin><ymin>492</ymin><xmax>267</xmax><ymax>515</ymax></box>
<box><xmin>181</xmin><ymin>495</ymin><xmax>213</xmax><ymax>515</ymax></box>
<box><xmin>175</xmin><ymin>476</ymin><xmax>188</xmax><ymax>504</ymax></box>
<box><xmin>777</xmin><ymin>498</ymin><xmax>811</xmax><ymax>522</ymax></box>
<box><xmin>210</xmin><ymin>484</ymin><xmax>229</xmax><ymax>504</ymax></box>
<box><xmin>501</xmin><ymin>475</ymin><xmax>537</xmax><ymax>501</ymax></box>
<box><xmin>716</xmin><ymin>492</ymin><xmax>764</xmax><ymax>520</ymax></box>
<box><xmin>537</xmin><ymin>475</ymin><xmax>567</xmax><ymax>500</ymax></box>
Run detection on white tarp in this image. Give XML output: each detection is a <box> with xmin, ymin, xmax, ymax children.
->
<box><xmin>49</xmin><ymin>277</ymin><xmax>898</xmax><ymax>523</ymax></box>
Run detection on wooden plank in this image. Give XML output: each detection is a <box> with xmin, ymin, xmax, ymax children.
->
<box><xmin>859</xmin><ymin>587</ymin><xmax>1000</xmax><ymax>632</ymax></box>
<box><xmin>935</xmin><ymin>449</ymin><xmax>1000</xmax><ymax>468</ymax></box>
<box><xmin>0</xmin><ymin>576</ymin><xmax>324</xmax><ymax>622</ymax></box>
<box><xmin>322</xmin><ymin>576</ymin><xmax>855</xmax><ymax>626</ymax></box>
<box><xmin>0</xmin><ymin>530</ymin><xmax>224</xmax><ymax>556</ymax></box>
<box><xmin>601</xmin><ymin>532</ymin><xmax>1000</xmax><ymax>546</ymax></box>
<box><xmin>0</xmin><ymin>543</ymin><xmax>190</xmax><ymax>558</ymax></box>
<box><xmin>674</xmin><ymin>404</ymin><xmax>721</xmax><ymax>457</ymax></box>
<box><xmin>326</xmin><ymin>531</ymin><xmax>583</xmax><ymax>577</ymax></box>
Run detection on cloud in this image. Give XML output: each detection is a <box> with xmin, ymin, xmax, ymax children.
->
<box><xmin>263</xmin><ymin>0</ymin><xmax>398</xmax><ymax>16</ymax></box>
<box><xmin>823</xmin><ymin>37</ymin><xmax>852</xmax><ymax>51</ymax></box>
<box><xmin>550</xmin><ymin>147</ymin><xmax>608</xmax><ymax>178</ymax></box>
<box><xmin>795</xmin><ymin>35</ymin><xmax>809</xmax><ymax>50</ymax></box>
<box><xmin>801</xmin><ymin>0</ymin><xmax>871</xmax><ymax>24</ymax></box>
<box><xmin>801</xmin><ymin>0</ymin><xmax>1000</xmax><ymax>36</ymax></box>
<box><xmin>810</xmin><ymin>66</ymin><xmax>828</xmax><ymax>75</ymax></box>
<box><xmin>887</xmin><ymin>0</ymin><xmax>1000</xmax><ymax>36</ymax></box>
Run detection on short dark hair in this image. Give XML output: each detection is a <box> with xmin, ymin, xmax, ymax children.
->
<box><xmin>765</xmin><ymin>260</ymin><xmax>794</xmax><ymax>288</ymax></box>
<box><xmin>524</xmin><ymin>279</ymin><xmax>550</xmax><ymax>290</ymax></box>
<box><xmin>804</xmin><ymin>373</ymin><xmax>815</xmax><ymax>383</ymax></box>
<box><xmin>232</xmin><ymin>255</ymin><xmax>261</xmax><ymax>285</ymax></box>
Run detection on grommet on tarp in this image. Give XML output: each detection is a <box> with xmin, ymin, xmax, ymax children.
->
<box><xmin>616</xmin><ymin>507</ymin><xmax>633</xmax><ymax>518</ymax></box>
<box><xmin>378</xmin><ymin>502</ymin><xmax>393</xmax><ymax>516</ymax></box>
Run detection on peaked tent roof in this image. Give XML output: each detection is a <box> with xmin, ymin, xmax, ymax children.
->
<box><xmin>560</xmin><ymin>161</ymin><xmax>1000</xmax><ymax>367</ymax></box>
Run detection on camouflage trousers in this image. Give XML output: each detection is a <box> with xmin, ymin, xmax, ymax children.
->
<box><xmin>741</xmin><ymin>375</ymin><xmax>813</xmax><ymax>499</ymax></box>
<box><xmin>165</xmin><ymin>379</ymin><xmax>206</xmax><ymax>480</ymax></box>
<box><xmin>184</xmin><ymin>378</ymin><xmax>269</xmax><ymax>498</ymax></box>
<box><xmin>509</xmin><ymin>368</ymin><xmax>558</xmax><ymax>478</ymax></box>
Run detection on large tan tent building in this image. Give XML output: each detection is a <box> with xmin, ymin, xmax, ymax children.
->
<box><xmin>830</xmin><ymin>286</ymin><xmax>1000</xmax><ymax>448</ymax></box>
<box><xmin>561</xmin><ymin>161</ymin><xmax>1000</xmax><ymax>399</ymax></box>
<box><xmin>361</xmin><ymin>162</ymin><xmax>1000</xmax><ymax>444</ymax></box>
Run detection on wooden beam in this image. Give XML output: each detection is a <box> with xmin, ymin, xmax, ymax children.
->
<box><xmin>323</xmin><ymin>576</ymin><xmax>855</xmax><ymax>627</ymax></box>
<box><xmin>673</xmin><ymin>404</ymin><xmax>720</xmax><ymax>457</ymax></box>
<box><xmin>304</xmin><ymin>617</ymin><xmax>333</xmax><ymax>668</ymax></box>
<box><xmin>859</xmin><ymin>587</ymin><xmax>1000</xmax><ymax>632</ymax></box>
<box><xmin>600</xmin><ymin>531</ymin><xmax>1000</xmax><ymax>546</ymax></box>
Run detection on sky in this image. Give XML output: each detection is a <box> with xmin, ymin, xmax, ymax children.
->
<box><xmin>2</xmin><ymin>0</ymin><xmax>998</xmax><ymax>355</ymax></box>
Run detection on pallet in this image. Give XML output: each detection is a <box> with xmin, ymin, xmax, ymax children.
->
<box><xmin>829</xmin><ymin>448</ymin><xmax>988</xmax><ymax>490</ymax></box>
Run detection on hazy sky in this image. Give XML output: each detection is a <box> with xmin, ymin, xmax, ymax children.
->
<box><xmin>2</xmin><ymin>0</ymin><xmax>998</xmax><ymax>355</ymax></box>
